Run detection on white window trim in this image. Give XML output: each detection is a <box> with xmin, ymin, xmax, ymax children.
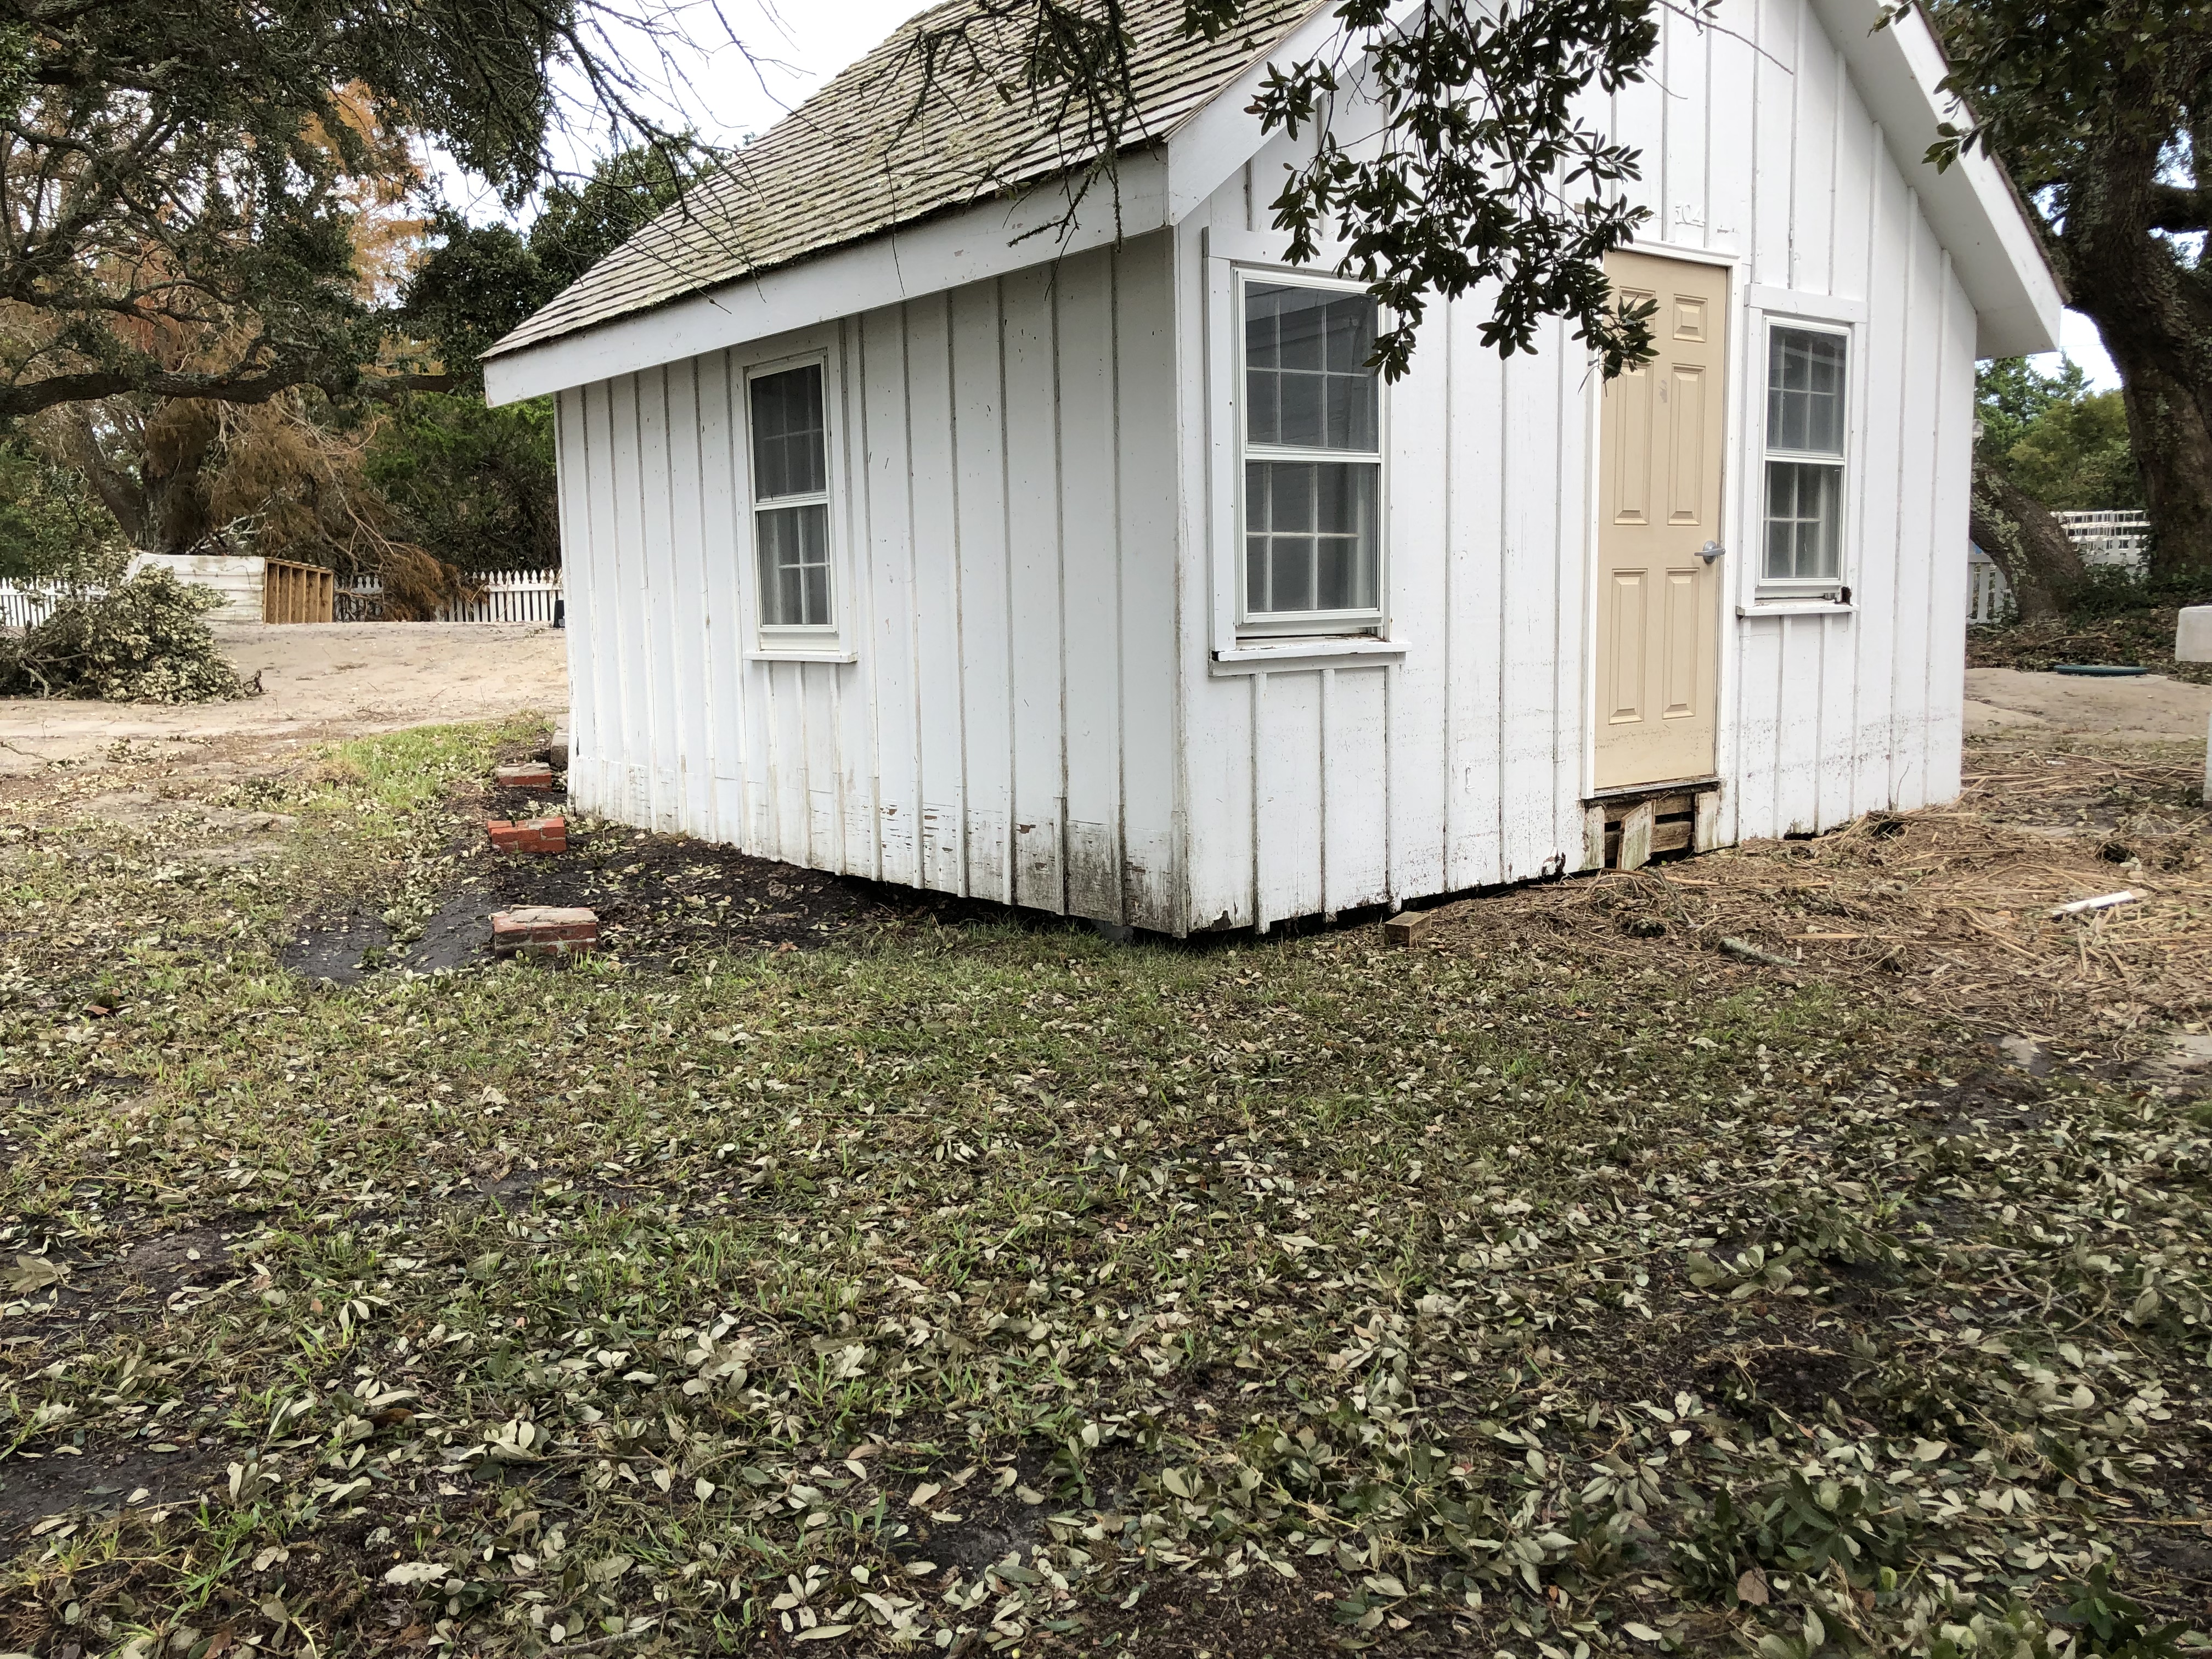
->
<box><xmin>1205</xmin><ymin>244</ymin><xmax>1397</xmax><ymax>657</ymax></box>
<box><xmin>738</xmin><ymin>342</ymin><xmax>855</xmax><ymax>661</ymax></box>
<box><xmin>1744</xmin><ymin>296</ymin><xmax>1865</xmax><ymax>608</ymax></box>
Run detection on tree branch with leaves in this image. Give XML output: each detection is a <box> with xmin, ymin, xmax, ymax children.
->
<box><xmin>1247</xmin><ymin>0</ymin><xmax>1691</xmax><ymax>380</ymax></box>
<box><xmin>0</xmin><ymin>0</ymin><xmax>729</xmax><ymax>428</ymax></box>
<box><xmin>898</xmin><ymin>0</ymin><xmax>1699</xmax><ymax>384</ymax></box>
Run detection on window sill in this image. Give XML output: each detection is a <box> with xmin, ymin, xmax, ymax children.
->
<box><xmin>1737</xmin><ymin>600</ymin><xmax>1856</xmax><ymax>618</ymax></box>
<box><xmin>746</xmin><ymin>646</ymin><xmax>858</xmax><ymax>664</ymax></box>
<box><xmin>1211</xmin><ymin>636</ymin><xmax>1408</xmax><ymax>676</ymax></box>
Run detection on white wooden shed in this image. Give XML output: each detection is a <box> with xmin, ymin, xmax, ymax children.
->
<box><xmin>482</xmin><ymin>0</ymin><xmax>2062</xmax><ymax>935</ymax></box>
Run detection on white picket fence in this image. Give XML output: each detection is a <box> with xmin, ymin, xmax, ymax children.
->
<box><xmin>4</xmin><ymin>566</ymin><xmax>562</xmax><ymax>630</ymax></box>
<box><xmin>1967</xmin><ymin>556</ymin><xmax>2010</xmax><ymax>625</ymax></box>
<box><xmin>0</xmin><ymin>579</ymin><xmax>80</xmax><ymax>630</ymax></box>
<box><xmin>1968</xmin><ymin>510</ymin><xmax>2150</xmax><ymax>623</ymax></box>
<box><xmin>336</xmin><ymin>568</ymin><xmax>562</xmax><ymax>623</ymax></box>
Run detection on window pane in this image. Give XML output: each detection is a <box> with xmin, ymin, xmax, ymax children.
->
<box><xmin>1245</xmin><ymin>459</ymin><xmax>1378</xmax><ymax>615</ymax></box>
<box><xmin>1246</xmin><ymin>369</ymin><xmax>1280</xmax><ymax>451</ymax></box>
<box><xmin>757</xmin><ymin>502</ymin><xmax>832</xmax><ymax>625</ymax></box>
<box><xmin>1763</xmin><ymin>461</ymin><xmax>1842</xmax><ymax>581</ymax></box>
<box><xmin>1766</xmin><ymin>328</ymin><xmax>1846</xmax><ymax>456</ymax></box>
<box><xmin>1245</xmin><ymin>282</ymin><xmax>1378</xmax><ymax>452</ymax></box>
<box><xmin>1267</xmin><ymin>460</ymin><xmax>1317</xmax><ymax>532</ymax></box>
<box><xmin>751</xmin><ymin>364</ymin><xmax>827</xmax><ymax>499</ymax></box>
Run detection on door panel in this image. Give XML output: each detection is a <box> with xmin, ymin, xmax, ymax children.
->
<box><xmin>1595</xmin><ymin>252</ymin><xmax>1728</xmax><ymax>791</ymax></box>
<box><xmin>1609</xmin><ymin>362</ymin><xmax>1652</xmax><ymax>526</ymax></box>
<box><xmin>1667</xmin><ymin>366</ymin><xmax>1707</xmax><ymax>524</ymax></box>
<box><xmin>1663</xmin><ymin>569</ymin><xmax>1698</xmax><ymax>716</ymax></box>
<box><xmin>1609</xmin><ymin>571</ymin><xmax>1646</xmax><ymax>723</ymax></box>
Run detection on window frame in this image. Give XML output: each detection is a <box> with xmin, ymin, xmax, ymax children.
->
<box><xmin>739</xmin><ymin>345</ymin><xmax>853</xmax><ymax>659</ymax></box>
<box><xmin>1753</xmin><ymin>314</ymin><xmax>1855</xmax><ymax>600</ymax></box>
<box><xmin>1232</xmin><ymin>266</ymin><xmax>1390</xmax><ymax>639</ymax></box>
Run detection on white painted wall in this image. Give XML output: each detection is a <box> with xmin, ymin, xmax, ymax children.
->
<box><xmin>555</xmin><ymin>237</ymin><xmax>1185</xmax><ymax>929</ymax></box>
<box><xmin>1172</xmin><ymin>0</ymin><xmax>1980</xmax><ymax>929</ymax></box>
<box><xmin>555</xmin><ymin>0</ymin><xmax>1987</xmax><ymax>936</ymax></box>
<box><xmin>127</xmin><ymin>554</ymin><xmax>264</xmax><ymax>622</ymax></box>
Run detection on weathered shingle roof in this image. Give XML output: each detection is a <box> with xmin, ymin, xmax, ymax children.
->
<box><xmin>485</xmin><ymin>0</ymin><xmax>1323</xmax><ymax>361</ymax></box>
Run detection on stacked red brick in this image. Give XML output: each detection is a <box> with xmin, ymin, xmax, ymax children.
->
<box><xmin>490</xmin><ymin>907</ymin><xmax>599</xmax><ymax>957</ymax></box>
<box><xmin>488</xmin><ymin>755</ymin><xmax>594</xmax><ymax>957</ymax></box>
<box><xmin>487</xmin><ymin>817</ymin><xmax>568</xmax><ymax>854</ymax></box>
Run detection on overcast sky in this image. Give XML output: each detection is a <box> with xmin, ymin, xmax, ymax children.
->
<box><xmin>446</xmin><ymin>0</ymin><xmax>2116</xmax><ymax>389</ymax></box>
<box><xmin>616</xmin><ymin>1</ymin><xmax>926</xmax><ymax>145</ymax></box>
<box><xmin>431</xmin><ymin>1</ymin><xmax>927</xmax><ymax>220</ymax></box>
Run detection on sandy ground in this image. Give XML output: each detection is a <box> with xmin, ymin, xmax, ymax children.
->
<box><xmin>0</xmin><ymin>621</ymin><xmax>568</xmax><ymax>775</ymax></box>
<box><xmin>3</xmin><ymin>627</ymin><xmax>2202</xmax><ymax>777</ymax></box>
<box><xmin>1963</xmin><ymin>665</ymin><xmax>2212</xmax><ymax>744</ymax></box>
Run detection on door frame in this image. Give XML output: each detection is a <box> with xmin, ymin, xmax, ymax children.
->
<box><xmin>1580</xmin><ymin>240</ymin><xmax>1746</xmax><ymax>810</ymax></box>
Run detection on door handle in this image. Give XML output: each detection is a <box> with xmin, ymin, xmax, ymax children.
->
<box><xmin>1698</xmin><ymin>540</ymin><xmax>1726</xmax><ymax>563</ymax></box>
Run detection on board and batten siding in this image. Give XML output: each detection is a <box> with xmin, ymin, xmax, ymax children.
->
<box><xmin>1174</xmin><ymin>0</ymin><xmax>1978</xmax><ymax>931</ymax></box>
<box><xmin>555</xmin><ymin>236</ymin><xmax>1186</xmax><ymax>929</ymax></box>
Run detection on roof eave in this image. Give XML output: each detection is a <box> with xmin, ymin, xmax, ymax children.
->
<box><xmin>482</xmin><ymin>146</ymin><xmax>1171</xmax><ymax>406</ymax></box>
<box><xmin>1160</xmin><ymin>0</ymin><xmax>1356</xmax><ymax>221</ymax></box>
<box><xmin>1808</xmin><ymin>0</ymin><xmax>2063</xmax><ymax>357</ymax></box>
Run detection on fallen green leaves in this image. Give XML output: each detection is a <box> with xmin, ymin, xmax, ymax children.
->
<box><xmin>0</xmin><ymin>725</ymin><xmax>2205</xmax><ymax>1658</ymax></box>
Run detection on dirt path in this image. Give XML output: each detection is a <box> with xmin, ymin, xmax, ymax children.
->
<box><xmin>0</xmin><ymin>621</ymin><xmax>568</xmax><ymax>775</ymax></box>
<box><xmin>7</xmin><ymin>637</ymin><xmax>2199</xmax><ymax>776</ymax></box>
<box><xmin>1963</xmin><ymin>664</ymin><xmax>2212</xmax><ymax>744</ymax></box>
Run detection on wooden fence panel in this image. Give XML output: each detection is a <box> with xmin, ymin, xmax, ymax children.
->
<box><xmin>262</xmin><ymin>560</ymin><xmax>334</xmax><ymax>624</ymax></box>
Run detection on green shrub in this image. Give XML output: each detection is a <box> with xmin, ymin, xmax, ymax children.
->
<box><xmin>363</xmin><ymin>393</ymin><xmax>556</xmax><ymax>575</ymax></box>
<box><xmin>0</xmin><ymin>569</ymin><xmax>251</xmax><ymax>702</ymax></box>
<box><xmin>0</xmin><ymin>443</ymin><xmax>125</xmax><ymax>582</ymax></box>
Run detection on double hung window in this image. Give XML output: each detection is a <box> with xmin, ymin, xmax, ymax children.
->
<box><xmin>749</xmin><ymin>360</ymin><xmax>833</xmax><ymax>629</ymax></box>
<box><xmin>1240</xmin><ymin>276</ymin><xmax>1383</xmax><ymax>629</ymax></box>
<box><xmin>1761</xmin><ymin>325</ymin><xmax>1848</xmax><ymax>588</ymax></box>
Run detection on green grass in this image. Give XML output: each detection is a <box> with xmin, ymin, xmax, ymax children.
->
<box><xmin>0</xmin><ymin>721</ymin><xmax>2206</xmax><ymax>1658</ymax></box>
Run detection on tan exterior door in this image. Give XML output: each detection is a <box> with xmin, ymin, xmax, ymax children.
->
<box><xmin>1594</xmin><ymin>251</ymin><xmax>1728</xmax><ymax>791</ymax></box>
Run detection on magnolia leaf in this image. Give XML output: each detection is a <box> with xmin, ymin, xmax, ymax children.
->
<box><xmin>7</xmin><ymin>1255</ymin><xmax>67</xmax><ymax>1294</ymax></box>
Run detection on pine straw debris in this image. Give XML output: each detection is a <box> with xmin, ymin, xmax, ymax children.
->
<box><xmin>1415</xmin><ymin>746</ymin><xmax>2211</xmax><ymax>1051</ymax></box>
<box><xmin>1967</xmin><ymin>606</ymin><xmax>2212</xmax><ymax>686</ymax></box>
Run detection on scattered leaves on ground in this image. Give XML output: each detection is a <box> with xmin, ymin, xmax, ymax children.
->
<box><xmin>0</xmin><ymin>721</ymin><xmax>2207</xmax><ymax>1658</ymax></box>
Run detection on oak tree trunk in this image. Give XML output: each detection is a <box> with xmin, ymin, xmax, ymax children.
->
<box><xmin>1970</xmin><ymin>450</ymin><xmax>2089</xmax><ymax>620</ymax></box>
<box><xmin>140</xmin><ymin>402</ymin><xmax>221</xmax><ymax>555</ymax></box>
<box><xmin>2044</xmin><ymin>54</ymin><xmax>2212</xmax><ymax>588</ymax></box>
